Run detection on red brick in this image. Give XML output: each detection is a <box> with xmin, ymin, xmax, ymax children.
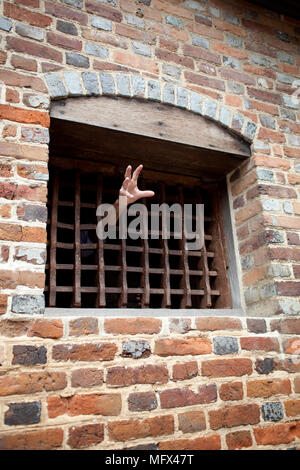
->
<box><xmin>276</xmin><ymin>281</ymin><xmax>300</xmax><ymax>296</ymax></box>
<box><xmin>240</xmin><ymin>337</ymin><xmax>280</xmax><ymax>352</ymax></box>
<box><xmin>0</xmin><ymin>428</ymin><xmax>63</xmax><ymax>450</ymax></box>
<box><xmin>0</xmin><ymin>69</ymin><xmax>47</xmax><ymax>93</ymax></box>
<box><xmin>0</xmin><ymin>295</ymin><xmax>8</xmax><ymax>315</ymax></box>
<box><xmin>155</xmin><ymin>337</ymin><xmax>211</xmax><ymax>356</ymax></box>
<box><xmin>284</xmin><ymin>400</ymin><xmax>300</xmax><ymax>417</ymax></box>
<box><xmin>214</xmin><ymin>18</ymin><xmax>247</xmax><ymax>37</ymax></box>
<box><xmin>219</xmin><ymin>382</ymin><xmax>243</xmax><ymax>401</ymax></box>
<box><xmin>196</xmin><ymin>317</ymin><xmax>242</xmax><ymax>331</ymax></box>
<box><xmin>258</xmin><ymin>127</ymin><xmax>286</xmax><ymax>143</ymax></box>
<box><xmin>47</xmin><ymin>32</ymin><xmax>82</xmax><ymax>51</ymax></box>
<box><xmin>269</xmin><ymin>247</ymin><xmax>300</xmax><ymax>263</ymax></box>
<box><xmin>178</xmin><ymin>410</ymin><xmax>206</xmax><ymax>433</ymax></box>
<box><xmin>69</xmin><ymin>317</ymin><xmax>98</xmax><ymax>336</ymax></box>
<box><xmin>7</xmin><ymin>36</ymin><xmax>62</xmax><ymax>63</ymax></box>
<box><xmin>47</xmin><ymin>396</ymin><xmax>68</xmax><ymax>418</ymax></box>
<box><xmin>71</xmin><ymin>368</ymin><xmax>104</xmax><ymax>388</ymax></box>
<box><xmin>183</xmin><ymin>45</ymin><xmax>221</xmax><ymax>65</ymax></box>
<box><xmin>154</xmin><ymin>0</ymin><xmax>193</xmax><ymax>20</ymax></box>
<box><xmin>247</xmin><ymin>379</ymin><xmax>291</xmax><ymax>398</ymax></box>
<box><xmin>241</xmin><ymin>18</ymin><xmax>275</xmax><ymax>36</ymax></box>
<box><xmin>68</xmin><ymin>393</ymin><xmax>121</xmax><ymax>416</ymax></box>
<box><xmin>213</xmin><ymin>43</ymin><xmax>248</xmax><ymax>60</ymax></box>
<box><xmin>201</xmin><ymin>359</ymin><xmax>252</xmax><ymax>377</ymax></box>
<box><xmin>45</xmin><ymin>1</ymin><xmax>88</xmax><ymax>25</ymax></box>
<box><xmin>209</xmin><ymin>404</ymin><xmax>260</xmax><ymax>430</ymax></box>
<box><xmin>185</xmin><ymin>71</ymin><xmax>225</xmax><ymax>90</ymax></box>
<box><xmin>67</xmin><ymin>424</ymin><xmax>104</xmax><ymax>449</ymax></box>
<box><xmin>0</xmin><ymin>104</ymin><xmax>49</xmax><ymax>127</ymax></box>
<box><xmin>86</xmin><ymin>1</ymin><xmax>122</xmax><ymax>22</ymax></box>
<box><xmin>104</xmin><ymin>317</ymin><xmax>161</xmax><ymax>334</ymax></box>
<box><xmin>106</xmin><ymin>364</ymin><xmax>169</xmax><ymax>387</ymax></box>
<box><xmin>270</xmin><ymin>319</ymin><xmax>300</xmax><ymax>335</ymax></box>
<box><xmin>172</xmin><ymin>361</ymin><xmax>198</xmax><ymax>381</ymax></box>
<box><xmin>27</xmin><ymin>319</ymin><xmax>63</xmax><ymax>339</ymax></box>
<box><xmin>4</xmin><ymin>2</ymin><xmax>52</xmax><ymax>27</ymax></box>
<box><xmin>0</xmin><ymin>141</ymin><xmax>48</xmax><ymax>162</ymax></box>
<box><xmin>158</xmin><ymin>434</ymin><xmax>221</xmax><ymax>450</ymax></box>
<box><xmin>52</xmin><ymin>342</ymin><xmax>117</xmax><ymax>362</ymax></box>
<box><xmin>6</xmin><ymin>88</ymin><xmax>19</xmax><ymax>104</ymax></box>
<box><xmin>226</xmin><ymin>430</ymin><xmax>252</xmax><ymax>450</ymax></box>
<box><xmin>282</xmin><ymin>337</ymin><xmax>300</xmax><ymax>355</ymax></box>
<box><xmin>254</xmin><ymin>422</ymin><xmax>300</xmax><ymax>446</ymax></box>
<box><xmin>0</xmin><ymin>270</ymin><xmax>45</xmax><ymax>289</ymax></box>
<box><xmin>220</xmin><ymin>68</ymin><xmax>255</xmax><ymax>85</ymax></box>
<box><xmin>0</xmin><ymin>371</ymin><xmax>67</xmax><ymax>396</ymax></box>
<box><xmin>160</xmin><ymin>384</ymin><xmax>217</xmax><ymax>409</ymax></box>
<box><xmin>155</xmin><ymin>48</ymin><xmax>194</xmax><ymax>68</ymax></box>
<box><xmin>294</xmin><ymin>377</ymin><xmax>300</xmax><ymax>393</ymax></box>
<box><xmin>108</xmin><ymin>415</ymin><xmax>174</xmax><ymax>441</ymax></box>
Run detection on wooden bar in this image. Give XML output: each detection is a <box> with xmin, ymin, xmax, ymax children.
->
<box><xmin>160</xmin><ymin>183</ymin><xmax>171</xmax><ymax>308</ymax></box>
<box><xmin>118</xmin><ymin>200</ymin><xmax>128</xmax><ymax>305</ymax></box>
<box><xmin>141</xmin><ymin>181</ymin><xmax>150</xmax><ymax>307</ymax></box>
<box><xmin>178</xmin><ymin>186</ymin><xmax>192</xmax><ymax>308</ymax></box>
<box><xmin>49</xmin><ymin>168</ymin><xmax>59</xmax><ymax>307</ymax></box>
<box><xmin>197</xmin><ymin>189</ymin><xmax>212</xmax><ymax>308</ymax></box>
<box><xmin>209</xmin><ymin>187</ymin><xmax>232</xmax><ymax>309</ymax></box>
<box><xmin>72</xmin><ymin>170</ymin><xmax>81</xmax><ymax>307</ymax></box>
<box><xmin>96</xmin><ymin>173</ymin><xmax>106</xmax><ymax>307</ymax></box>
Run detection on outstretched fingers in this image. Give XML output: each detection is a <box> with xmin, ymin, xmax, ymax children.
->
<box><xmin>132</xmin><ymin>164</ymin><xmax>143</xmax><ymax>181</ymax></box>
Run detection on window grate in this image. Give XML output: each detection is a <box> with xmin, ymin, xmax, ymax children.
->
<box><xmin>45</xmin><ymin>165</ymin><xmax>232</xmax><ymax>309</ymax></box>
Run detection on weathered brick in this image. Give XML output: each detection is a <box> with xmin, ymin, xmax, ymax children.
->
<box><xmin>178</xmin><ymin>410</ymin><xmax>206</xmax><ymax>434</ymax></box>
<box><xmin>69</xmin><ymin>317</ymin><xmax>98</xmax><ymax>336</ymax></box>
<box><xmin>240</xmin><ymin>337</ymin><xmax>279</xmax><ymax>352</ymax></box>
<box><xmin>219</xmin><ymin>382</ymin><xmax>243</xmax><ymax>401</ymax></box>
<box><xmin>7</xmin><ymin>36</ymin><xmax>62</xmax><ymax>63</ymax></box>
<box><xmin>226</xmin><ymin>430</ymin><xmax>252</xmax><ymax>450</ymax></box>
<box><xmin>122</xmin><ymin>340</ymin><xmax>151</xmax><ymax>359</ymax></box>
<box><xmin>5</xmin><ymin>401</ymin><xmax>41</xmax><ymax>426</ymax></box>
<box><xmin>12</xmin><ymin>345</ymin><xmax>47</xmax><ymax>365</ymax></box>
<box><xmin>71</xmin><ymin>368</ymin><xmax>103</xmax><ymax>388</ymax></box>
<box><xmin>4</xmin><ymin>2</ymin><xmax>52</xmax><ymax>27</ymax></box>
<box><xmin>52</xmin><ymin>342</ymin><xmax>117</xmax><ymax>362</ymax></box>
<box><xmin>0</xmin><ymin>104</ymin><xmax>49</xmax><ymax>127</ymax></box>
<box><xmin>254</xmin><ymin>422</ymin><xmax>300</xmax><ymax>446</ymax></box>
<box><xmin>0</xmin><ymin>371</ymin><xmax>67</xmax><ymax>396</ymax></box>
<box><xmin>155</xmin><ymin>337</ymin><xmax>211</xmax><ymax>356</ymax></box>
<box><xmin>27</xmin><ymin>319</ymin><xmax>63</xmax><ymax>339</ymax></box>
<box><xmin>67</xmin><ymin>423</ymin><xmax>104</xmax><ymax>449</ymax></box>
<box><xmin>128</xmin><ymin>391</ymin><xmax>157</xmax><ymax>411</ymax></box>
<box><xmin>202</xmin><ymin>358</ymin><xmax>252</xmax><ymax>377</ymax></box>
<box><xmin>108</xmin><ymin>415</ymin><xmax>174</xmax><ymax>441</ymax></box>
<box><xmin>247</xmin><ymin>379</ymin><xmax>291</xmax><ymax>398</ymax></box>
<box><xmin>160</xmin><ymin>384</ymin><xmax>217</xmax><ymax>409</ymax></box>
<box><xmin>0</xmin><ymin>428</ymin><xmax>63</xmax><ymax>450</ymax></box>
<box><xmin>158</xmin><ymin>434</ymin><xmax>221</xmax><ymax>450</ymax></box>
<box><xmin>172</xmin><ymin>361</ymin><xmax>198</xmax><ymax>381</ymax></box>
<box><xmin>68</xmin><ymin>393</ymin><xmax>121</xmax><ymax>416</ymax></box>
<box><xmin>262</xmin><ymin>402</ymin><xmax>284</xmax><ymax>421</ymax></box>
<box><xmin>209</xmin><ymin>404</ymin><xmax>260</xmax><ymax>430</ymax></box>
<box><xmin>106</xmin><ymin>364</ymin><xmax>168</xmax><ymax>387</ymax></box>
<box><xmin>104</xmin><ymin>318</ymin><xmax>161</xmax><ymax>334</ymax></box>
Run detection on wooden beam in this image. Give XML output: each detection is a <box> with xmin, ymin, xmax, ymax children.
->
<box><xmin>51</xmin><ymin>96</ymin><xmax>250</xmax><ymax>158</ymax></box>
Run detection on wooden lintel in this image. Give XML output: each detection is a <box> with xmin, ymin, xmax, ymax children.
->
<box><xmin>50</xmin><ymin>96</ymin><xmax>250</xmax><ymax>158</ymax></box>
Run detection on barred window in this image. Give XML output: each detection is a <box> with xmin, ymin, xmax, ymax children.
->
<box><xmin>45</xmin><ymin>162</ymin><xmax>232</xmax><ymax>310</ymax></box>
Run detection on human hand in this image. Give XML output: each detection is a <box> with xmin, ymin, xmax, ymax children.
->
<box><xmin>119</xmin><ymin>164</ymin><xmax>155</xmax><ymax>205</ymax></box>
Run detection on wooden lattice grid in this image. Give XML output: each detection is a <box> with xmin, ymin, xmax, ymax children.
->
<box><xmin>45</xmin><ymin>164</ymin><xmax>232</xmax><ymax>309</ymax></box>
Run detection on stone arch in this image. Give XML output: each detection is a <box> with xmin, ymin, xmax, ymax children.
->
<box><xmin>44</xmin><ymin>70</ymin><xmax>257</xmax><ymax>145</ymax></box>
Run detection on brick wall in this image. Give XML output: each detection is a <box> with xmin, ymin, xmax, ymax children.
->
<box><xmin>0</xmin><ymin>0</ymin><xmax>300</xmax><ymax>450</ymax></box>
<box><xmin>0</xmin><ymin>315</ymin><xmax>300</xmax><ymax>450</ymax></box>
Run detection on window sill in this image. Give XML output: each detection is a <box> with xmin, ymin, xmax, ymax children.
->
<box><xmin>44</xmin><ymin>307</ymin><xmax>245</xmax><ymax>317</ymax></box>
